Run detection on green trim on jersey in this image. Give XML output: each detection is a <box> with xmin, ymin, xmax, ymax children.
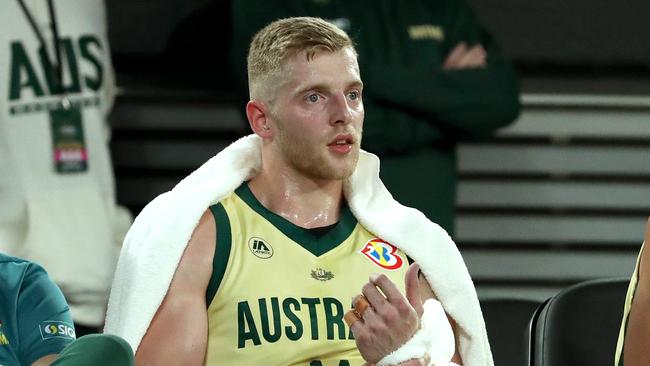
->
<box><xmin>235</xmin><ymin>184</ymin><xmax>357</xmax><ymax>257</ymax></box>
<box><xmin>206</xmin><ymin>203</ymin><xmax>232</xmax><ymax>307</ymax></box>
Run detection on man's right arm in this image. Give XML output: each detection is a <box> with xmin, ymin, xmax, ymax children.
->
<box><xmin>135</xmin><ymin>210</ymin><xmax>217</xmax><ymax>365</ymax></box>
<box><xmin>623</xmin><ymin>218</ymin><xmax>650</xmax><ymax>366</ymax></box>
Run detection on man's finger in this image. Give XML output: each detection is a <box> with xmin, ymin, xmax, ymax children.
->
<box><xmin>344</xmin><ymin>309</ymin><xmax>362</xmax><ymax>327</ymax></box>
<box><xmin>369</xmin><ymin>273</ymin><xmax>403</xmax><ymax>302</ymax></box>
<box><xmin>405</xmin><ymin>263</ymin><xmax>424</xmax><ymax>316</ymax></box>
<box><xmin>348</xmin><ymin>320</ymin><xmax>364</xmax><ymax>340</ymax></box>
<box><xmin>353</xmin><ymin>294</ymin><xmax>372</xmax><ymax>318</ymax></box>
<box><xmin>443</xmin><ymin>42</ymin><xmax>467</xmax><ymax>69</ymax></box>
<box><xmin>361</xmin><ymin>306</ymin><xmax>382</xmax><ymax>325</ymax></box>
<box><xmin>645</xmin><ymin>216</ymin><xmax>650</xmax><ymax>243</ymax></box>
<box><xmin>362</xmin><ymin>281</ymin><xmax>388</xmax><ymax>309</ymax></box>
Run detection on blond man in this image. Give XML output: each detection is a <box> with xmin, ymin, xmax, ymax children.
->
<box><xmin>105</xmin><ymin>17</ymin><xmax>491</xmax><ymax>365</ymax></box>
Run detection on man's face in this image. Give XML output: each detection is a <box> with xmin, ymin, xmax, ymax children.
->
<box><xmin>268</xmin><ymin>47</ymin><xmax>364</xmax><ymax>181</ymax></box>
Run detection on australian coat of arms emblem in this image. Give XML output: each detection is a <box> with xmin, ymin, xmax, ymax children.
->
<box><xmin>311</xmin><ymin>268</ymin><xmax>334</xmax><ymax>281</ymax></box>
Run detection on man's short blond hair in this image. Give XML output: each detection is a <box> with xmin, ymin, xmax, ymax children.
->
<box><xmin>247</xmin><ymin>17</ymin><xmax>355</xmax><ymax>101</ymax></box>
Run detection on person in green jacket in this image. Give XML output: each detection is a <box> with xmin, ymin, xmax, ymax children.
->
<box><xmin>0</xmin><ymin>253</ymin><xmax>133</xmax><ymax>366</ymax></box>
<box><xmin>230</xmin><ymin>0</ymin><xmax>520</xmax><ymax>234</ymax></box>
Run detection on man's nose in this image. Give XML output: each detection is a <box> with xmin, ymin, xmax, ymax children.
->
<box><xmin>329</xmin><ymin>93</ymin><xmax>353</xmax><ymax>125</ymax></box>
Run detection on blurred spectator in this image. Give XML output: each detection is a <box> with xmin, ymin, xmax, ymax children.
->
<box><xmin>0</xmin><ymin>252</ymin><xmax>75</xmax><ymax>365</ymax></box>
<box><xmin>0</xmin><ymin>253</ymin><xmax>134</xmax><ymax>366</ymax></box>
<box><xmin>230</xmin><ymin>0</ymin><xmax>520</xmax><ymax>234</ymax></box>
<box><xmin>0</xmin><ymin>0</ymin><xmax>131</xmax><ymax>335</ymax></box>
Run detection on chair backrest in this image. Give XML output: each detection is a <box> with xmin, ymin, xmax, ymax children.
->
<box><xmin>529</xmin><ymin>278</ymin><xmax>629</xmax><ymax>366</ymax></box>
<box><xmin>481</xmin><ymin>298</ymin><xmax>542</xmax><ymax>366</ymax></box>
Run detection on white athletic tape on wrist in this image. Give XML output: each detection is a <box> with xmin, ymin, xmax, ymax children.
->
<box><xmin>376</xmin><ymin>299</ymin><xmax>457</xmax><ymax>366</ymax></box>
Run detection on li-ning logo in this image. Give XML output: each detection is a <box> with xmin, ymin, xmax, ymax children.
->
<box><xmin>248</xmin><ymin>237</ymin><xmax>273</xmax><ymax>259</ymax></box>
<box><xmin>360</xmin><ymin>238</ymin><xmax>404</xmax><ymax>270</ymax></box>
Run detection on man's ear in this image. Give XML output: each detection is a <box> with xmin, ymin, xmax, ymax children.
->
<box><xmin>246</xmin><ymin>100</ymin><xmax>273</xmax><ymax>138</ymax></box>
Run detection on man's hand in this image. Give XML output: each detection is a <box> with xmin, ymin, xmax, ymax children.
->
<box><xmin>349</xmin><ymin>263</ymin><xmax>424</xmax><ymax>364</ymax></box>
<box><xmin>443</xmin><ymin>42</ymin><xmax>487</xmax><ymax>70</ymax></box>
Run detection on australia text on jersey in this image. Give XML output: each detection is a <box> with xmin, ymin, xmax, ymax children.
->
<box><xmin>238</xmin><ymin>296</ymin><xmax>355</xmax><ymax>349</ymax></box>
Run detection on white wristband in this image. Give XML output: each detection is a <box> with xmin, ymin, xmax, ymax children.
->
<box><xmin>376</xmin><ymin>299</ymin><xmax>456</xmax><ymax>366</ymax></box>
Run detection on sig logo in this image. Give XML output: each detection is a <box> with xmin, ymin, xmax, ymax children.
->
<box><xmin>248</xmin><ymin>237</ymin><xmax>273</xmax><ymax>259</ymax></box>
<box><xmin>360</xmin><ymin>238</ymin><xmax>404</xmax><ymax>270</ymax></box>
<box><xmin>40</xmin><ymin>321</ymin><xmax>76</xmax><ymax>340</ymax></box>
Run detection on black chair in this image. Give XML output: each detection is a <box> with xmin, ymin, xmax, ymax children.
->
<box><xmin>481</xmin><ymin>298</ymin><xmax>542</xmax><ymax>366</ymax></box>
<box><xmin>529</xmin><ymin>278</ymin><xmax>629</xmax><ymax>366</ymax></box>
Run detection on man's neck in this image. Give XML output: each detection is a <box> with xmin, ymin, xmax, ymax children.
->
<box><xmin>247</xmin><ymin>167</ymin><xmax>344</xmax><ymax>229</ymax></box>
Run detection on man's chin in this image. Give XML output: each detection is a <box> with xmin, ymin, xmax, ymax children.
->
<box><xmin>308</xmin><ymin>162</ymin><xmax>356</xmax><ymax>181</ymax></box>
<box><xmin>327</xmin><ymin>161</ymin><xmax>358</xmax><ymax>180</ymax></box>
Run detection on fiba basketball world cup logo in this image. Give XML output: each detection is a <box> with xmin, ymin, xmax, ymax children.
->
<box><xmin>359</xmin><ymin>238</ymin><xmax>404</xmax><ymax>270</ymax></box>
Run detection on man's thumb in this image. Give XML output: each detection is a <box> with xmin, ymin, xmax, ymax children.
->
<box><xmin>405</xmin><ymin>262</ymin><xmax>424</xmax><ymax>317</ymax></box>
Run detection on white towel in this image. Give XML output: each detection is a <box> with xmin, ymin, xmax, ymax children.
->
<box><xmin>377</xmin><ymin>298</ymin><xmax>456</xmax><ymax>366</ymax></box>
<box><xmin>104</xmin><ymin>134</ymin><xmax>493</xmax><ymax>365</ymax></box>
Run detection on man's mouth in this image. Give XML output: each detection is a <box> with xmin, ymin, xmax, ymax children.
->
<box><xmin>327</xmin><ymin>134</ymin><xmax>355</xmax><ymax>154</ymax></box>
<box><xmin>328</xmin><ymin>134</ymin><xmax>354</xmax><ymax>146</ymax></box>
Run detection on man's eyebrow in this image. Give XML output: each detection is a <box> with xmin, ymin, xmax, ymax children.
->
<box><xmin>294</xmin><ymin>80</ymin><xmax>364</xmax><ymax>96</ymax></box>
<box><xmin>294</xmin><ymin>84</ymin><xmax>328</xmax><ymax>96</ymax></box>
<box><xmin>348</xmin><ymin>80</ymin><xmax>364</xmax><ymax>89</ymax></box>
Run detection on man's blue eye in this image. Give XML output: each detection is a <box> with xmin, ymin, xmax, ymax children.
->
<box><xmin>308</xmin><ymin>94</ymin><xmax>319</xmax><ymax>103</ymax></box>
<box><xmin>348</xmin><ymin>91</ymin><xmax>359</xmax><ymax>100</ymax></box>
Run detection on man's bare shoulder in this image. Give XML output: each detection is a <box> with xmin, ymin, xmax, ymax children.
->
<box><xmin>174</xmin><ymin>209</ymin><xmax>217</xmax><ymax>291</ymax></box>
<box><xmin>180</xmin><ymin>209</ymin><xmax>217</xmax><ymax>278</ymax></box>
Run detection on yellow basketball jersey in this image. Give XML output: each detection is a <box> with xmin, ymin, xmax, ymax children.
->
<box><xmin>204</xmin><ymin>183</ymin><xmax>410</xmax><ymax>366</ymax></box>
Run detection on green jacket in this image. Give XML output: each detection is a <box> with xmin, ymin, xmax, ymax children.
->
<box><xmin>230</xmin><ymin>0</ymin><xmax>520</xmax><ymax>233</ymax></box>
<box><xmin>0</xmin><ymin>254</ymin><xmax>75</xmax><ymax>366</ymax></box>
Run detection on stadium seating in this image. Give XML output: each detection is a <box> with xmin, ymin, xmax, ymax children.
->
<box><xmin>528</xmin><ymin>278</ymin><xmax>629</xmax><ymax>366</ymax></box>
<box><xmin>481</xmin><ymin>298</ymin><xmax>541</xmax><ymax>366</ymax></box>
